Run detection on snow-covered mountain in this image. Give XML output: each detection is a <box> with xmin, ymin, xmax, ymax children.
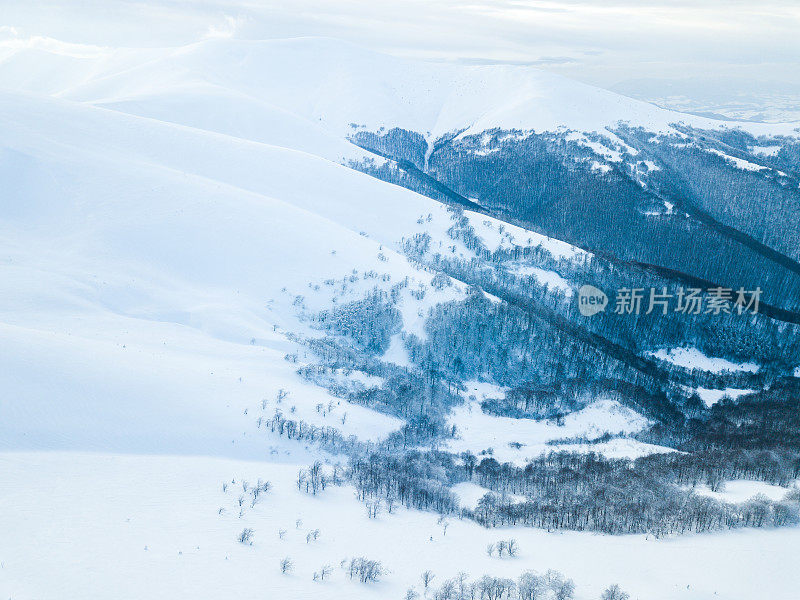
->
<box><xmin>6</xmin><ymin>35</ymin><xmax>768</xmax><ymax>455</ymax></box>
<box><xmin>2</xmin><ymin>35</ymin><xmax>800</xmax><ymax>600</ymax></box>
<box><xmin>4</xmin><ymin>37</ymin><xmax>796</xmax><ymax>149</ymax></box>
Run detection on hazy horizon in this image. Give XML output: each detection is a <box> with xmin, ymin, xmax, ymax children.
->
<box><xmin>3</xmin><ymin>0</ymin><xmax>799</xmax><ymax>121</ymax></box>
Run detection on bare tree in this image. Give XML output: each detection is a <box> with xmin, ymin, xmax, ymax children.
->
<box><xmin>518</xmin><ymin>571</ymin><xmax>546</xmax><ymax>600</ymax></box>
<box><xmin>280</xmin><ymin>557</ymin><xmax>293</xmax><ymax>574</ymax></box>
<box><xmin>437</xmin><ymin>516</ymin><xmax>450</xmax><ymax>536</ymax></box>
<box><xmin>456</xmin><ymin>572</ymin><xmax>471</xmax><ymax>599</ymax></box>
<box><xmin>237</xmin><ymin>528</ymin><xmax>253</xmax><ymax>544</ymax></box>
<box><xmin>306</xmin><ymin>529</ymin><xmax>320</xmax><ymax>544</ymax></box>
<box><xmin>434</xmin><ymin>578</ymin><xmax>457</xmax><ymax>600</ymax></box>
<box><xmin>545</xmin><ymin>572</ymin><xmax>575</xmax><ymax>600</ymax></box>
<box><xmin>600</xmin><ymin>584</ymin><xmax>629</xmax><ymax>600</ymax></box>
<box><xmin>421</xmin><ymin>570</ymin><xmax>436</xmax><ymax>591</ymax></box>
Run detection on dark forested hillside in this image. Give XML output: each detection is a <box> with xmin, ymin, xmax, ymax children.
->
<box><xmin>351</xmin><ymin>126</ymin><xmax>800</xmax><ymax>311</ymax></box>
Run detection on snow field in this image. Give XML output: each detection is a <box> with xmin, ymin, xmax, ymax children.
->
<box><xmin>2</xmin><ymin>452</ymin><xmax>799</xmax><ymax>600</ymax></box>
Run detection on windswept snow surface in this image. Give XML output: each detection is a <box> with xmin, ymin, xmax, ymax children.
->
<box><xmin>450</xmin><ymin>482</ymin><xmax>526</xmax><ymax>510</ymax></box>
<box><xmin>694</xmin><ymin>387</ymin><xmax>757</xmax><ymax>408</ymax></box>
<box><xmin>648</xmin><ymin>347</ymin><xmax>760</xmax><ymax>374</ymax></box>
<box><xmin>509</xmin><ymin>265</ymin><xmax>574</xmax><ymax>296</ymax></box>
<box><xmin>464</xmin><ymin>210</ymin><xmax>590</xmax><ymax>260</ymax></box>
<box><xmin>447</xmin><ymin>389</ymin><xmax>663</xmax><ymax>464</ymax></box>
<box><xmin>0</xmin><ymin>89</ymin><xmax>472</xmax><ymax>452</ymax></box>
<box><xmin>690</xmin><ymin>480</ymin><xmax>797</xmax><ymax>504</ymax></box>
<box><xmin>706</xmin><ymin>148</ymin><xmax>769</xmax><ymax>172</ymax></box>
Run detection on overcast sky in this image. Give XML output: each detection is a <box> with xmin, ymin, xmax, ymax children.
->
<box><xmin>4</xmin><ymin>1</ymin><xmax>799</xmax><ymax>117</ymax></box>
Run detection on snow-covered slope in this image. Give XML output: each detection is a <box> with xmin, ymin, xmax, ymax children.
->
<box><xmin>446</xmin><ymin>395</ymin><xmax>667</xmax><ymax>464</ymax></box>
<box><xmin>4</xmin><ymin>452</ymin><xmax>799</xmax><ymax>600</ymax></box>
<box><xmin>0</xmin><ymin>88</ymin><xmax>468</xmax><ymax>453</ymax></box>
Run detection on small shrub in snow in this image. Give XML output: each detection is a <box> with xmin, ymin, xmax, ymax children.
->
<box><xmin>237</xmin><ymin>528</ymin><xmax>253</xmax><ymax>545</ymax></box>
<box><xmin>280</xmin><ymin>557</ymin><xmax>293</xmax><ymax>574</ymax></box>
<box><xmin>306</xmin><ymin>529</ymin><xmax>320</xmax><ymax>543</ymax></box>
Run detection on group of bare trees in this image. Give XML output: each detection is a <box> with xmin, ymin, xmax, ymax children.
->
<box><xmin>486</xmin><ymin>539</ymin><xmax>518</xmax><ymax>558</ymax></box>
<box><xmin>469</xmin><ymin>452</ymin><xmax>800</xmax><ymax>535</ymax></box>
<box><xmin>350</xmin><ymin>451</ymin><xmax>460</xmax><ymax>515</ymax></box>
<box><xmin>409</xmin><ymin>568</ymin><xmax>597</xmax><ymax>600</ymax></box>
<box><xmin>348</xmin><ymin>557</ymin><xmax>384</xmax><ymax>583</ymax></box>
<box><xmin>415</xmin><ymin>569</ymin><xmax>630</xmax><ymax>600</ymax></box>
<box><xmin>348</xmin><ymin>444</ymin><xmax>800</xmax><ymax>537</ymax></box>
<box><xmin>297</xmin><ymin>461</ymin><xmax>332</xmax><ymax>495</ymax></box>
<box><xmin>315</xmin><ymin>288</ymin><xmax>401</xmax><ymax>354</ymax></box>
<box><xmin>263</xmin><ymin>408</ymin><xmax>351</xmax><ymax>451</ymax></box>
